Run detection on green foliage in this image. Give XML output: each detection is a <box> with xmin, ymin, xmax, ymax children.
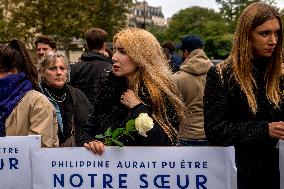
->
<box><xmin>167</xmin><ymin>7</ymin><xmax>224</xmax><ymax>41</ymax></box>
<box><xmin>0</xmin><ymin>0</ymin><xmax>132</xmax><ymax>57</ymax></box>
<box><xmin>91</xmin><ymin>0</ymin><xmax>132</xmax><ymax>38</ymax></box>
<box><xmin>0</xmin><ymin>8</ymin><xmax>7</xmax><ymax>42</ymax></box>
<box><xmin>216</xmin><ymin>0</ymin><xmax>277</xmax><ymax>32</ymax></box>
<box><xmin>204</xmin><ymin>34</ymin><xmax>233</xmax><ymax>59</ymax></box>
<box><xmin>164</xmin><ymin>6</ymin><xmax>232</xmax><ymax>59</ymax></box>
<box><xmin>147</xmin><ymin>25</ymin><xmax>168</xmax><ymax>43</ymax></box>
<box><xmin>95</xmin><ymin>119</ymin><xmax>136</xmax><ymax>147</ymax></box>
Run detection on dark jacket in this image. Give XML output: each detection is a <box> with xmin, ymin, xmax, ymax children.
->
<box><xmin>78</xmin><ymin>73</ymin><xmax>180</xmax><ymax>146</ymax></box>
<box><xmin>70</xmin><ymin>51</ymin><xmax>113</xmax><ymax>105</ymax></box>
<box><xmin>64</xmin><ymin>84</ymin><xmax>92</xmax><ymax>146</ymax></box>
<box><xmin>41</xmin><ymin>83</ymin><xmax>92</xmax><ymax>146</ymax></box>
<box><xmin>171</xmin><ymin>52</ymin><xmax>182</xmax><ymax>72</ymax></box>
<box><xmin>204</xmin><ymin>59</ymin><xmax>283</xmax><ymax>187</ymax></box>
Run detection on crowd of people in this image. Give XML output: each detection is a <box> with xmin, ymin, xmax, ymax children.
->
<box><xmin>0</xmin><ymin>2</ymin><xmax>284</xmax><ymax>189</ymax></box>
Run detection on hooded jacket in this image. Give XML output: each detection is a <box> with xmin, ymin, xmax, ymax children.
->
<box><xmin>173</xmin><ymin>49</ymin><xmax>211</xmax><ymax>140</ymax></box>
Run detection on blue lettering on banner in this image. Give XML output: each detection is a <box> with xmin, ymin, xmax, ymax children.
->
<box><xmin>52</xmin><ymin>173</ymin><xmax>208</xmax><ymax>188</ymax></box>
<box><xmin>161</xmin><ymin>162</ymin><xmax>175</xmax><ymax>168</ymax></box>
<box><xmin>140</xmin><ymin>174</ymin><xmax>148</xmax><ymax>188</ymax></box>
<box><xmin>51</xmin><ymin>160</ymin><xmax>110</xmax><ymax>168</ymax></box>
<box><xmin>103</xmin><ymin>174</ymin><xmax>112</xmax><ymax>188</ymax></box>
<box><xmin>0</xmin><ymin>158</ymin><xmax>19</xmax><ymax>170</ymax></box>
<box><xmin>88</xmin><ymin>174</ymin><xmax>97</xmax><ymax>187</ymax></box>
<box><xmin>179</xmin><ymin>160</ymin><xmax>208</xmax><ymax>169</ymax></box>
<box><xmin>0</xmin><ymin>147</ymin><xmax>19</xmax><ymax>154</ymax></box>
<box><xmin>177</xmin><ymin>175</ymin><xmax>189</xmax><ymax>189</ymax></box>
<box><xmin>154</xmin><ymin>175</ymin><xmax>170</xmax><ymax>188</ymax></box>
<box><xmin>117</xmin><ymin>161</ymin><xmax>157</xmax><ymax>169</ymax></box>
<box><xmin>196</xmin><ymin>175</ymin><xmax>207</xmax><ymax>189</ymax></box>
<box><xmin>70</xmin><ymin>174</ymin><xmax>83</xmax><ymax>187</ymax></box>
<box><xmin>54</xmin><ymin>174</ymin><xmax>64</xmax><ymax>187</ymax></box>
<box><xmin>140</xmin><ymin>174</ymin><xmax>208</xmax><ymax>189</ymax></box>
<box><xmin>119</xmin><ymin>174</ymin><xmax>127</xmax><ymax>188</ymax></box>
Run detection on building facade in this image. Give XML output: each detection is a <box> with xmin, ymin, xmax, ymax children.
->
<box><xmin>127</xmin><ymin>0</ymin><xmax>167</xmax><ymax>28</ymax></box>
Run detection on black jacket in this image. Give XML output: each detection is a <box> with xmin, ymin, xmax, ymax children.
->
<box><xmin>78</xmin><ymin>73</ymin><xmax>180</xmax><ymax>146</ymax></box>
<box><xmin>70</xmin><ymin>51</ymin><xmax>113</xmax><ymax>105</ymax></box>
<box><xmin>64</xmin><ymin>84</ymin><xmax>92</xmax><ymax>146</ymax></box>
<box><xmin>40</xmin><ymin>83</ymin><xmax>92</xmax><ymax>146</ymax></box>
<box><xmin>204</xmin><ymin>60</ymin><xmax>283</xmax><ymax>187</ymax></box>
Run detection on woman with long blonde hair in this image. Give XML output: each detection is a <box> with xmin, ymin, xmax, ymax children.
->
<box><xmin>80</xmin><ymin>28</ymin><xmax>186</xmax><ymax>153</ymax></box>
<box><xmin>204</xmin><ymin>2</ymin><xmax>284</xmax><ymax>189</ymax></box>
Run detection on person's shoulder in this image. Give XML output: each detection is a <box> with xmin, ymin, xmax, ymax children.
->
<box><xmin>24</xmin><ymin>90</ymin><xmax>48</xmax><ymax>100</ymax></box>
<box><xmin>172</xmin><ymin>69</ymin><xmax>185</xmax><ymax>79</ymax></box>
<box><xmin>21</xmin><ymin>90</ymin><xmax>55</xmax><ymax>109</ymax></box>
<box><xmin>66</xmin><ymin>84</ymin><xmax>91</xmax><ymax>102</ymax></box>
<box><xmin>66</xmin><ymin>84</ymin><xmax>86</xmax><ymax>96</ymax></box>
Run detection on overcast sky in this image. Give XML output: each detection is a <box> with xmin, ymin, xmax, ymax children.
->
<box><xmin>146</xmin><ymin>0</ymin><xmax>284</xmax><ymax>18</ymax></box>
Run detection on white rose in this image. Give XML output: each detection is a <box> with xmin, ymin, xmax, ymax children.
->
<box><xmin>135</xmin><ymin>113</ymin><xmax>154</xmax><ymax>137</ymax></box>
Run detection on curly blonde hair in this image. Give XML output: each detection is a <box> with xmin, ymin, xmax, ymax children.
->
<box><xmin>113</xmin><ymin>27</ymin><xmax>186</xmax><ymax>142</ymax></box>
<box><xmin>217</xmin><ymin>2</ymin><xmax>283</xmax><ymax>114</ymax></box>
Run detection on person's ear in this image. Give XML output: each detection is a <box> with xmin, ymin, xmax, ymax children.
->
<box><xmin>183</xmin><ymin>50</ymin><xmax>190</xmax><ymax>59</ymax></box>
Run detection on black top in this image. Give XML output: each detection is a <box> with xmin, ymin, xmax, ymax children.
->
<box><xmin>204</xmin><ymin>58</ymin><xmax>283</xmax><ymax>182</ymax></box>
<box><xmin>78</xmin><ymin>72</ymin><xmax>181</xmax><ymax>146</ymax></box>
<box><xmin>41</xmin><ymin>82</ymin><xmax>92</xmax><ymax>145</ymax></box>
<box><xmin>70</xmin><ymin>51</ymin><xmax>113</xmax><ymax>105</ymax></box>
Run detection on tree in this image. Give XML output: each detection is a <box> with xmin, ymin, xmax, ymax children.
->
<box><xmin>1</xmin><ymin>0</ymin><xmax>132</xmax><ymax>58</ymax></box>
<box><xmin>216</xmin><ymin>0</ymin><xmax>277</xmax><ymax>32</ymax></box>
<box><xmin>0</xmin><ymin>0</ymin><xmax>22</xmax><ymax>42</ymax></box>
<box><xmin>165</xmin><ymin>6</ymin><xmax>232</xmax><ymax>59</ymax></box>
<box><xmin>90</xmin><ymin>0</ymin><xmax>132</xmax><ymax>38</ymax></box>
<box><xmin>147</xmin><ymin>25</ymin><xmax>168</xmax><ymax>43</ymax></box>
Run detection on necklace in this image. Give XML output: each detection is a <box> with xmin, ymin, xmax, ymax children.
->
<box><xmin>44</xmin><ymin>87</ymin><xmax>66</xmax><ymax>103</ymax></box>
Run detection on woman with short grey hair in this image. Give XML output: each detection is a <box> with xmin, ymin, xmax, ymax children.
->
<box><xmin>38</xmin><ymin>51</ymin><xmax>92</xmax><ymax>147</ymax></box>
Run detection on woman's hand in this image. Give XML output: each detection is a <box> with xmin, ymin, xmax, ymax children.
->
<box><xmin>84</xmin><ymin>140</ymin><xmax>105</xmax><ymax>155</ymax></box>
<box><xmin>120</xmin><ymin>89</ymin><xmax>141</xmax><ymax>108</ymax></box>
<box><xmin>268</xmin><ymin>121</ymin><xmax>284</xmax><ymax>140</ymax></box>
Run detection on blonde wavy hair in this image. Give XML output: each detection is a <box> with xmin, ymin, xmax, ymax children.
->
<box><xmin>113</xmin><ymin>27</ymin><xmax>186</xmax><ymax>142</ymax></box>
<box><xmin>217</xmin><ymin>2</ymin><xmax>283</xmax><ymax>114</ymax></box>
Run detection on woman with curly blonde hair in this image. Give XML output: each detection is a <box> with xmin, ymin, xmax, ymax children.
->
<box><xmin>79</xmin><ymin>28</ymin><xmax>186</xmax><ymax>153</ymax></box>
<box><xmin>204</xmin><ymin>2</ymin><xmax>284</xmax><ymax>189</ymax></box>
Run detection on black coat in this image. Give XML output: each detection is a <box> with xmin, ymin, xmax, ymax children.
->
<box><xmin>63</xmin><ymin>84</ymin><xmax>92</xmax><ymax>146</ymax></box>
<box><xmin>70</xmin><ymin>51</ymin><xmax>113</xmax><ymax>105</ymax></box>
<box><xmin>41</xmin><ymin>83</ymin><xmax>92</xmax><ymax>146</ymax></box>
<box><xmin>204</xmin><ymin>60</ymin><xmax>283</xmax><ymax>188</ymax></box>
<box><xmin>78</xmin><ymin>73</ymin><xmax>180</xmax><ymax>146</ymax></box>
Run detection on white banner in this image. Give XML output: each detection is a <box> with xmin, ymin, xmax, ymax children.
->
<box><xmin>280</xmin><ymin>140</ymin><xmax>284</xmax><ymax>189</ymax></box>
<box><xmin>0</xmin><ymin>135</ymin><xmax>41</xmax><ymax>189</ymax></box>
<box><xmin>31</xmin><ymin>146</ymin><xmax>237</xmax><ymax>189</ymax></box>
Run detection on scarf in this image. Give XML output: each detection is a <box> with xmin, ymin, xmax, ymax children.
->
<box><xmin>0</xmin><ymin>72</ymin><xmax>33</xmax><ymax>137</ymax></box>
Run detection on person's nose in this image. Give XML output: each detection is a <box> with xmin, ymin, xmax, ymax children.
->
<box><xmin>112</xmin><ymin>53</ymin><xmax>118</xmax><ymax>63</ymax></box>
<box><xmin>56</xmin><ymin>68</ymin><xmax>63</xmax><ymax>75</ymax></box>
<box><xmin>38</xmin><ymin>49</ymin><xmax>44</xmax><ymax>55</ymax></box>
<box><xmin>270</xmin><ymin>33</ymin><xmax>278</xmax><ymax>45</ymax></box>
